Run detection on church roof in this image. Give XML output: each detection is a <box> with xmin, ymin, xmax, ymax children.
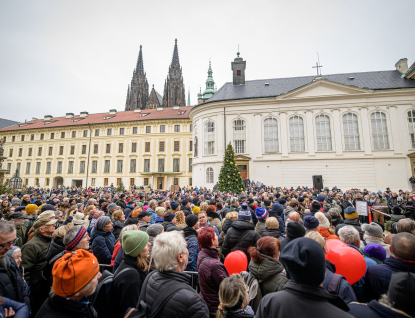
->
<box><xmin>0</xmin><ymin>107</ymin><xmax>193</xmax><ymax>132</ymax></box>
<box><xmin>203</xmin><ymin>70</ymin><xmax>415</xmax><ymax>104</ymax></box>
<box><xmin>0</xmin><ymin>118</ymin><xmax>20</xmax><ymax>129</ymax></box>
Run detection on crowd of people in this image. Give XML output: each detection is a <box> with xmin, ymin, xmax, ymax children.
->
<box><xmin>0</xmin><ymin>184</ymin><xmax>415</xmax><ymax>318</ymax></box>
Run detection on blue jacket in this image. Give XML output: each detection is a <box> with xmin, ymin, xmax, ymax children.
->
<box><xmin>0</xmin><ymin>297</ymin><xmax>30</xmax><ymax>318</ymax></box>
<box><xmin>348</xmin><ymin>299</ymin><xmax>410</xmax><ymax>318</ymax></box>
<box><xmin>323</xmin><ymin>261</ymin><xmax>357</xmax><ymax>304</ymax></box>
<box><xmin>91</xmin><ymin>230</ymin><xmax>116</xmax><ymax>265</ymax></box>
<box><xmin>183</xmin><ymin>227</ymin><xmax>200</xmax><ymax>272</ymax></box>
<box><xmin>204</xmin><ymin>221</ymin><xmax>220</xmax><ymax>239</ymax></box>
<box><xmin>365</xmin><ymin>256</ymin><xmax>415</xmax><ymax>301</ymax></box>
<box><xmin>148</xmin><ymin>208</ymin><xmax>156</xmax><ymax>224</ymax></box>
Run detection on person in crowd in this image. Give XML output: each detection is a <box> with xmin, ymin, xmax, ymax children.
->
<box><xmin>246</xmin><ymin>236</ymin><xmax>288</xmax><ymax>311</ymax></box>
<box><xmin>198</xmin><ymin>211</ymin><xmax>220</xmax><ymax>238</ymax></box>
<box><xmin>72</xmin><ymin>212</ymin><xmax>86</xmax><ymax>226</ymax></box>
<box><xmin>254</xmin><ymin>207</ymin><xmax>268</xmax><ymax>235</ymax></box>
<box><xmin>365</xmin><ymin>232</ymin><xmax>415</xmax><ymax>301</ymax></box>
<box><xmin>138</xmin><ymin>231</ymin><xmax>209</xmax><ymax>318</ymax></box>
<box><xmin>315</xmin><ymin>212</ymin><xmax>339</xmax><ymax>240</ymax></box>
<box><xmin>328</xmin><ymin>208</ymin><xmax>344</xmax><ymax>227</ymax></box>
<box><xmin>219</xmin><ymin>211</ymin><xmax>238</xmax><ymax>245</ymax></box>
<box><xmin>137</xmin><ymin>210</ymin><xmax>152</xmax><ymax>232</ymax></box>
<box><xmin>216</xmin><ymin>275</ymin><xmax>254</xmax><ymax>318</ymax></box>
<box><xmin>90</xmin><ymin>216</ymin><xmax>116</xmax><ymax>265</ymax></box>
<box><xmin>111</xmin><ymin>230</ymin><xmax>150</xmax><ymax>318</ymax></box>
<box><xmin>282</xmin><ymin>200</ymin><xmax>299</xmax><ymax>221</ymax></box>
<box><xmin>335</xmin><ymin>206</ymin><xmax>364</xmax><ymax>240</ymax></box>
<box><xmin>0</xmin><ymin>295</ymin><xmax>30</xmax><ymax>318</ymax></box>
<box><xmin>256</xmin><ymin>237</ymin><xmax>352</xmax><ymax>318</ymax></box>
<box><xmin>6</xmin><ymin>246</ymin><xmax>22</xmax><ymax>268</ymax></box>
<box><xmin>362</xmin><ymin>222</ymin><xmax>391</xmax><ymax>257</ymax></box>
<box><xmin>0</xmin><ymin>221</ymin><xmax>29</xmax><ymax>307</ymax></box>
<box><xmin>45</xmin><ymin>223</ymin><xmax>74</xmax><ymax>274</ymax></box>
<box><xmin>146</xmin><ymin>223</ymin><xmax>164</xmax><ymax>271</ymax></box>
<box><xmin>206</xmin><ymin>205</ymin><xmax>222</xmax><ymax>233</ymax></box>
<box><xmin>35</xmin><ymin>249</ymin><xmax>101</xmax><ymax>318</ymax></box>
<box><xmin>112</xmin><ymin>224</ymin><xmax>140</xmax><ymax>273</ymax></box>
<box><xmin>154</xmin><ymin>206</ymin><xmax>165</xmax><ymax>223</ymax></box>
<box><xmin>396</xmin><ymin>218</ymin><xmax>415</xmax><ymax>234</ymax></box>
<box><xmin>162</xmin><ymin>211</ymin><xmax>180</xmax><ymax>232</ymax></box>
<box><xmin>175</xmin><ymin>210</ymin><xmax>187</xmax><ymax>230</ymax></box>
<box><xmin>279</xmin><ymin>221</ymin><xmax>305</xmax><ymax>251</ymax></box>
<box><xmin>222</xmin><ymin>204</ymin><xmax>260</xmax><ymax>260</ymax></box>
<box><xmin>107</xmin><ymin>203</ymin><xmax>118</xmax><ymax>217</ymax></box>
<box><xmin>261</xmin><ymin>216</ymin><xmax>281</xmax><ymax>238</ymax></box>
<box><xmin>303</xmin><ymin>214</ymin><xmax>319</xmax><ymax>233</ymax></box>
<box><xmin>181</xmin><ymin>199</ymin><xmax>192</xmax><ymax>217</ymax></box>
<box><xmin>7</xmin><ymin>212</ymin><xmax>26</xmax><ymax>248</ymax></box>
<box><xmin>364</xmin><ymin>244</ymin><xmax>387</xmax><ymax>263</ymax></box>
<box><xmin>147</xmin><ymin>200</ymin><xmax>158</xmax><ymax>224</ymax></box>
<box><xmin>184</xmin><ymin>214</ymin><xmax>200</xmax><ymax>273</ymax></box>
<box><xmin>111</xmin><ymin>210</ymin><xmax>125</xmax><ymax>240</ymax></box>
<box><xmin>87</xmin><ymin>208</ymin><xmax>103</xmax><ymax>235</ymax></box>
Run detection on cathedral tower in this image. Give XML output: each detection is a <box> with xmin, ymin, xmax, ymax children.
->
<box><xmin>125</xmin><ymin>45</ymin><xmax>149</xmax><ymax>111</ymax></box>
<box><xmin>162</xmin><ymin>39</ymin><xmax>186</xmax><ymax>107</ymax></box>
<box><xmin>198</xmin><ymin>59</ymin><xmax>217</xmax><ymax>104</ymax></box>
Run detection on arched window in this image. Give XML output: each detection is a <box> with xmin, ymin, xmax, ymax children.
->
<box><xmin>289</xmin><ymin>116</ymin><xmax>305</xmax><ymax>152</ymax></box>
<box><xmin>204</xmin><ymin>121</ymin><xmax>215</xmax><ymax>155</ymax></box>
<box><xmin>342</xmin><ymin>113</ymin><xmax>360</xmax><ymax>150</ymax></box>
<box><xmin>264</xmin><ymin>118</ymin><xmax>279</xmax><ymax>153</ymax></box>
<box><xmin>370</xmin><ymin>112</ymin><xmax>389</xmax><ymax>150</ymax></box>
<box><xmin>408</xmin><ymin>110</ymin><xmax>415</xmax><ymax>148</ymax></box>
<box><xmin>206</xmin><ymin>167</ymin><xmax>214</xmax><ymax>184</ymax></box>
<box><xmin>315</xmin><ymin>114</ymin><xmax>332</xmax><ymax>151</ymax></box>
<box><xmin>194</xmin><ymin>136</ymin><xmax>198</xmax><ymax>157</ymax></box>
<box><xmin>233</xmin><ymin>119</ymin><xmax>246</xmax><ymax>154</ymax></box>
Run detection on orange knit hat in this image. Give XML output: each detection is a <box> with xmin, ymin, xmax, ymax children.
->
<box><xmin>52</xmin><ymin>250</ymin><xmax>99</xmax><ymax>297</ymax></box>
<box><xmin>131</xmin><ymin>208</ymin><xmax>142</xmax><ymax>218</ymax></box>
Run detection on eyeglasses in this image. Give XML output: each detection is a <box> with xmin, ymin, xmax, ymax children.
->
<box><xmin>0</xmin><ymin>238</ymin><xmax>19</xmax><ymax>249</ymax></box>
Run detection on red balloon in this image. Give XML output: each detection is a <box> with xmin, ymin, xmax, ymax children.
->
<box><xmin>224</xmin><ymin>251</ymin><xmax>248</xmax><ymax>275</ymax></box>
<box><xmin>325</xmin><ymin>239</ymin><xmax>366</xmax><ymax>285</ymax></box>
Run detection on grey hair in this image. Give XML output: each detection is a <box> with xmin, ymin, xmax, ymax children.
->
<box><xmin>63</xmin><ymin>225</ymin><xmax>86</xmax><ymax>246</ymax></box>
<box><xmin>119</xmin><ymin>224</ymin><xmax>139</xmax><ymax>244</ymax></box>
<box><xmin>328</xmin><ymin>208</ymin><xmax>342</xmax><ymax>218</ymax></box>
<box><xmin>396</xmin><ymin>219</ymin><xmax>415</xmax><ymax>235</ymax></box>
<box><xmin>0</xmin><ymin>221</ymin><xmax>16</xmax><ymax>234</ymax></box>
<box><xmin>338</xmin><ymin>225</ymin><xmax>360</xmax><ymax>245</ymax></box>
<box><xmin>149</xmin><ymin>199</ymin><xmax>158</xmax><ymax>209</ymax></box>
<box><xmin>152</xmin><ymin>231</ymin><xmax>187</xmax><ymax>272</ymax></box>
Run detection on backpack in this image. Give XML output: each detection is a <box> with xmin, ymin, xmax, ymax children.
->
<box><xmin>92</xmin><ymin>267</ymin><xmax>135</xmax><ymax>318</ymax></box>
<box><xmin>327</xmin><ymin>273</ymin><xmax>343</xmax><ymax>294</ymax></box>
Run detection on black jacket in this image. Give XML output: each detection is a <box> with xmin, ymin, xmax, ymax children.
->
<box><xmin>261</xmin><ymin>227</ymin><xmax>281</xmax><ymax>238</ymax></box>
<box><xmin>90</xmin><ymin>230</ymin><xmax>116</xmax><ymax>265</ymax></box>
<box><xmin>348</xmin><ymin>300</ymin><xmax>410</xmax><ymax>318</ymax></box>
<box><xmin>112</xmin><ymin>220</ymin><xmax>124</xmax><ymax>240</ymax></box>
<box><xmin>35</xmin><ymin>293</ymin><xmax>98</xmax><ymax>318</ymax></box>
<box><xmin>162</xmin><ymin>221</ymin><xmax>180</xmax><ymax>232</ymax></box>
<box><xmin>140</xmin><ymin>270</ymin><xmax>209</xmax><ymax>318</ymax></box>
<box><xmin>387</xmin><ymin>196</ymin><xmax>398</xmax><ymax>211</ymax></box>
<box><xmin>111</xmin><ymin>254</ymin><xmax>148</xmax><ymax>318</ymax></box>
<box><xmin>221</xmin><ymin>219</ymin><xmax>233</xmax><ymax>234</ymax></box>
<box><xmin>222</xmin><ymin>220</ymin><xmax>260</xmax><ymax>260</ymax></box>
<box><xmin>0</xmin><ymin>256</ymin><xmax>30</xmax><ymax>307</ymax></box>
<box><xmin>46</xmin><ymin>237</ymin><xmax>65</xmax><ymax>263</ymax></box>
<box><xmin>335</xmin><ymin>219</ymin><xmax>364</xmax><ymax>240</ymax></box>
<box><xmin>256</xmin><ymin>281</ymin><xmax>352</xmax><ymax>318</ymax></box>
<box><xmin>181</xmin><ymin>205</ymin><xmax>192</xmax><ymax>217</ymax></box>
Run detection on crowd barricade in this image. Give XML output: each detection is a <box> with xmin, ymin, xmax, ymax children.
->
<box><xmin>369</xmin><ymin>206</ymin><xmax>391</xmax><ymax>217</ymax></box>
<box><xmin>183</xmin><ymin>271</ymin><xmax>199</xmax><ymax>291</ymax></box>
<box><xmin>99</xmin><ymin>264</ymin><xmax>112</xmax><ymax>273</ymax></box>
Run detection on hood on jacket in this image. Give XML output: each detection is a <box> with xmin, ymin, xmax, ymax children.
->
<box><xmin>231</xmin><ymin>219</ymin><xmax>255</xmax><ymax>232</ymax></box>
<box><xmin>248</xmin><ymin>255</ymin><xmax>285</xmax><ymax>281</ymax></box>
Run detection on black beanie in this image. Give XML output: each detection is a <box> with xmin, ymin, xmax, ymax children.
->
<box><xmin>280</xmin><ymin>237</ymin><xmax>326</xmax><ymax>286</ymax></box>
<box><xmin>185</xmin><ymin>214</ymin><xmax>198</xmax><ymax>228</ymax></box>
<box><xmin>311</xmin><ymin>201</ymin><xmax>321</xmax><ymax>212</ymax></box>
<box><xmin>286</xmin><ymin>222</ymin><xmax>306</xmax><ymax>239</ymax></box>
<box><xmin>164</xmin><ymin>211</ymin><xmax>176</xmax><ymax>222</ymax></box>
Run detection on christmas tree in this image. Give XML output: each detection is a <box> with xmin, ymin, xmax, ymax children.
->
<box><xmin>217</xmin><ymin>143</ymin><xmax>245</xmax><ymax>193</ymax></box>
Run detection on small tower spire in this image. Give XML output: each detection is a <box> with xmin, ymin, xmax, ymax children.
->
<box><xmin>171</xmin><ymin>38</ymin><xmax>180</xmax><ymax>69</ymax></box>
<box><xmin>136</xmin><ymin>45</ymin><xmax>144</xmax><ymax>75</ymax></box>
<box><xmin>187</xmin><ymin>88</ymin><xmax>191</xmax><ymax>106</ymax></box>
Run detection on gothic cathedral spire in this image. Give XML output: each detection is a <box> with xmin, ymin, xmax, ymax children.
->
<box><xmin>125</xmin><ymin>45</ymin><xmax>149</xmax><ymax>111</ymax></box>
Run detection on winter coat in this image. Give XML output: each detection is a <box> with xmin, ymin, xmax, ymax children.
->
<box><xmin>348</xmin><ymin>299</ymin><xmax>410</xmax><ymax>318</ymax></box>
<box><xmin>147</xmin><ymin>208</ymin><xmax>156</xmax><ymax>224</ymax></box>
<box><xmin>181</xmin><ymin>205</ymin><xmax>192</xmax><ymax>217</ymax></box>
<box><xmin>365</xmin><ymin>256</ymin><xmax>415</xmax><ymax>301</ymax></box>
<box><xmin>0</xmin><ymin>256</ymin><xmax>29</xmax><ymax>307</ymax></box>
<box><xmin>90</xmin><ymin>230</ymin><xmax>116</xmax><ymax>265</ymax></box>
<box><xmin>111</xmin><ymin>240</ymin><xmax>121</xmax><ymax>267</ymax></box>
<box><xmin>140</xmin><ymin>270</ymin><xmax>209</xmax><ymax>318</ymax></box>
<box><xmin>335</xmin><ymin>219</ymin><xmax>364</xmax><ymax>240</ymax></box>
<box><xmin>15</xmin><ymin>224</ymin><xmax>26</xmax><ymax>248</ymax></box>
<box><xmin>46</xmin><ymin>237</ymin><xmax>65</xmax><ymax>264</ymax></box>
<box><xmin>208</xmin><ymin>214</ymin><xmax>222</xmax><ymax>234</ymax></box>
<box><xmin>363</xmin><ymin>236</ymin><xmax>391</xmax><ymax>258</ymax></box>
<box><xmin>197</xmin><ymin>248</ymin><xmax>229</xmax><ymax>318</ymax></box>
<box><xmin>138</xmin><ymin>221</ymin><xmax>150</xmax><ymax>232</ymax></box>
<box><xmin>282</xmin><ymin>206</ymin><xmax>296</xmax><ymax>220</ymax></box>
<box><xmin>255</xmin><ymin>220</ymin><xmax>266</xmax><ymax>235</ymax></box>
<box><xmin>318</xmin><ymin>227</ymin><xmax>339</xmax><ymax>240</ymax></box>
<box><xmin>266</xmin><ymin>206</ymin><xmax>285</xmax><ymax>234</ymax></box>
<box><xmin>162</xmin><ymin>221</ymin><xmax>180</xmax><ymax>232</ymax></box>
<box><xmin>323</xmin><ymin>261</ymin><xmax>357</xmax><ymax>304</ymax></box>
<box><xmin>260</xmin><ymin>227</ymin><xmax>281</xmax><ymax>238</ymax></box>
<box><xmin>111</xmin><ymin>254</ymin><xmax>148</xmax><ymax>318</ymax></box>
<box><xmin>112</xmin><ymin>220</ymin><xmax>124</xmax><ymax>240</ymax></box>
<box><xmin>35</xmin><ymin>294</ymin><xmax>98</xmax><ymax>318</ymax></box>
<box><xmin>0</xmin><ymin>297</ymin><xmax>30</xmax><ymax>318</ymax></box>
<box><xmin>221</xmin><ymin>219</ymin><xmax>233</xmax><ymax>234</ymax></box>
<box><xmin>222</xmin><ymin>220</ymin><xmax>260</xmax><ymax>260</ymax></box>
<box><xmin>387</xmin><ymin>196</ymin><xmax>398</xmax><ymax>211</ymax></box>
<box><xmin>256</xmin><ymin>281</ymin><xmax>353</xmax><ymax>318</ymax></box>
<box><xmin>113</xmin><ymin>247</ymin><xmax>124</xmax><ymax>273</ymax></box>
<box><xmin>183</xmin><ymin>227</ymin><xmax>199</xmax><ymax>272</ymax></box>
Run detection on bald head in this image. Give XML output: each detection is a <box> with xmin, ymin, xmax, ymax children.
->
<box><xmin>391</xmin><ymin>233</ymin><xmax>415</xmax><ymax>261</ymax></box>
<box><xmin>288</xmin><ymin>211</ymin><xmax>300</xmax><ymax>223</ymax></box>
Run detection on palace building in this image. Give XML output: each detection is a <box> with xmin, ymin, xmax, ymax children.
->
<box><xmin>0</xmin><ymin>107</ymin><xmax>194</xmax><ymax>189</ymax></box>
<box><xmin>190</xmin><ymin>54</ymin><xmax>415</xmax><ymax>190</ymax></box>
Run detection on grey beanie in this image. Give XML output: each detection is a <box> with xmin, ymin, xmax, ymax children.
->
<box><xmin>362</xmin><ymin>222</ymin><xmax>384</xmax><ymax>239</ymax></box>
<box><xmin>146</xmin><ymin>224</ymin><xmax>164</xmax><ymax>237</ymax></box>
<box><xmin>107</xmin><ymin>203</ymin><xmax>117</xmax><ymax>211</ymax></box>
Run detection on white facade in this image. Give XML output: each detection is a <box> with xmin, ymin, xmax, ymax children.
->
<box><xmin>190</xmin><ymin>79</ymin><xmax>415</xmax><ymax>191</ymax></box>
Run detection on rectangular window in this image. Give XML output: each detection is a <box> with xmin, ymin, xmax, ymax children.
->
<box><xmin>173</xmin><ymin>158</ymin><xmax>180</xmax><ymax>172</ymax></box>
<box><xmin>91</xmin><ymin>178</ymin><xmax>96</xmax><ymax>186</ymax></box>
<box><xmin>7</xmin><ymin>163</ymin><xmax>11</xmax><ymax>172</ymax></box>
<box><xmin>12</xmin><ymin>136</ymin><xmax>15</xmax><ymax>142</ymax></box>
<box><xmin>70</xmin><ymin>145</ymin><xmax>75</xmax><ymax>155</ymax></box>
<box><xmin>94</xmin><ymin>144</ymin><xmax>98</xmax><ymax>154</ymax></box>
<box><xmin>25</xmin><ymin>162</ymin><xmax>31</xmax><ymax>174</ymax></box>
<box><xmin>189</xmin><ymin>158</ymin><xmax>192</xmax><ymax>172</ymax></box>
<box><xmin>133</xmin><ymin>127</ymin><xmax>138</xmax><ymax>134</ymax></box>
<box><xmin>117</xmin><ymin>160</ymin><xmax>123</xmax><ymax>173</ymax></box>
<box><xmin>107</xmin><ymin>128</ymin><xmax>112</xmax><ymax>136</ymax></box>
<box><xmin>83</xmin><ymin>130</ymin><xmax>88</xmax><ymax>137</ymax></box>
<box><xmin>160</xmin><ymin>125</ymin><xmax>165</xmax><ymax>133</ymax></box>
<box><xmin>59</xmin><ymin>146</ymin><xmax>64</xmax><ymax>156</ymax></box>
<box><xmin>118</xmin><ymin>143</ymin><xmax>124</xmax><ymax>153</ymax></box>
<box><xmin>159</xmin><ymin>141</ymin><xmax>165</xmax><ymax>152</ymax></box>
<box><xmin>144</xmin><ymin>159</ymin><xmax>150</xmax><ymax>172</ymax></box>
<box><xmin>131</xmin><ymin>142</ymin><xmax>137</xmax><ymax>153</ymax></box>
<box><xmin>189</xmin><ymin>177</ymin><xmax>193</xmax><ymax>186</ymax></box>
<box><xmin>48</xmin><ymin>147</ymin><xmax>52</xmax><ymax>156</ymax></box>
<box><xmin>61</xmin><ymin>132</ymin><xmax>65</xmax><ymax>139</ymax></box>
<box><xmin>68</xmin><ymin>161</ymin><xmax>74</xmax><ymax>173</ymax></box>
<box><xmin>21</xmin><ymin>135</ymin><xmax>25</xmax><ymax>141</ymax></box>
<box><xmin>31</xmin><ymin>134</ymin><xmax>34</xmax><ymax>141</ymax></box>
<box><xmin>18</xmin><ymin>148</ymin><xmax>22</xmax><ymax>157</ymax></box>
<box><xmin>95</xmin><ymin>129</ymin><xmax>100</xmax><ymax>136</ymax></box>
<box><xmin>51</xmin><ymin>133</ymin><xmax>54</xmax><ymax>139</ymax></box>
<box><xmin>9</xmin><ymin>149</ymin><xmax>13</xmax><ymax>157</ymax></box>
<box><xmin>158</xmin><ymin>158</ymin><xmax>165</xmax><ymax>172</ymax></box>
<box><xmin>45</xmin><ymin>178</ymin><xmax>50</xmax><ymax>186</ymax></box>
<box><xmin>80</xmin><ymin>161</ymin><xmax>85</xmax><ymax>173</ymax></box>
<box><xmin>82</xmin><ymin>145</ymin><xmax>87</xmax><ymax>154</ymax></box>
<box><xmin>130</xmin><ymin>178</ymin><xmax>135</xmax><ymax>186</ymax></box>
<box><xmin>106</xmin><ymin>144</ymin><xmax>111</xmax><ymax>153</ymax></box>
<box><xmin>104</xmin><ymin>178</ymin><xmax>108</xmax><ymax>186</ymax></box>
<box><xmin>145</xmin><ymin>142</ymin><xmax>150</xmax><ymax>152</ymax></box>
<box><xmin>190</xmin><ymin>124</ymin><xmax>193</xmax><ymax>132</ymax></box>
<box><xmin>174</xmin><ymin>125</ymin><xmax>180</xmax><ymax>132</ymax></box>
<box><xmin>190</xmin><ymin>140</ymin><xmax>193</xmax><ymax>151</ymax></box>
<box><xmin>16</xmin><ymin>163</ymin><xmax>21</xmax><ymax>173</ymax></box>
<box><xmin>72</xmin><ymin>131</ymin><xmax>76</xmax><ymax>138</ymax></box>
<box><xmin>35</xmin><ymin>162</ymin><xmax>41</xmax><ymax>174</ymax></box>
<box><xmin>46</xmin><ymin>162</ymin><xmax>51</xmax><ymax>174</ymax></box>
<box><xmin>28</xmin><ymin>148</ymin><xmax>32</xmax><ymax>156</ymax></box>
<box><xmin>130</xmin><ymin>159</ymin><xmax>136</xmax><ymax>173</ymax></box>
<box><xmin>117</xmin><ymin>178</ymin><xmax>121</xmax><ymax>186</ymax></box>
<box><xmin>104</xmin><ymin>160</ymin><xmax>110</xmax><ymax>173</ymax></box>
<box><xmin>40</xmin><ymin>133</ymin><xmax>44</xmax><ymax>140</ymax></box>
<box><xmin>174</xmin><ymin>141</ymin><xmax>180</xmax><ymax>152</ymax></box>
<box><xmin>144</xmin><ymin>178</ymin><xmax>149</xmax><ymax>186</ymax></box>
<box><xmin>146</xmin><ymin>126</ymin><xmax>151</xmax><ymax>133</ymax></box>
<box><xmin>119</xmin><ymin>128</ymin><xmax>125</xmax><ymax>135</ymax></box>
<box><xmin>57</xmin><ymin>161</ymin><xmax>62</xmax><ymax>173</ymax></box>
<box><xmin>174</xmin><ymin>178</ymin><xmax>179</xmax><ymax>185</ymax></box>
<box><xmin>92</xmin><ymin>160</ymin><xmax>97</xmax><ymax>173</ymax></box>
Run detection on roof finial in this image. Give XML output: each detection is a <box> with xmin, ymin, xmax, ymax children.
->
<box><xmin>237</xmin><ymin>44</ymin><xmax>240</xmax><ymax>57</ymax></box>
<box><xmin>312</xmin><ymin>52</ymin><xmax>323</xmax><ymax>77</ymax></box>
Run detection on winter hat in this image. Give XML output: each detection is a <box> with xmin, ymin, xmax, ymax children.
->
<box><xmin>8</xmin><ymin>212</ymin><xmax>25</xmax><ymax>219</ymax></box>
<box><xmin>392</xmin><ymin>206</ymin><xmax>403</xmax><ymax>215</ymax></box>
<box><xmin>238</xmin><ymin>204</ymin><xmax>252</xmax><ymax>220</ymax></box>
<box><xmin>255</xmin><ymin>207</ymin><xmax>268</xmax><ymax>221</ymax></box>
<box><xmin>280</xmin><ymin>237</ymin><xmax>326</xmax><ymax>285</ymax></box>
<box><xmin>41</xmin><ymin>204</ymin><xmax>56</xmax><ymax>212</ymax></box>
<box><xmin>192</xmin><ymin>206</ymin><xmax>200</xmax><ymax>214</ymax></box>
<box><xmin>72</xmin><ymin>212</ymin><xmax>85</xmax><ymax>225</ymax></box>
<box><xmin>25</xmin><ymin>204</ymin><xmax>38</xmax><ymax>215</ymax></box>
<box><xmin>344</xmin><ymin>206</ymin><xmax>358</xmax><ymax>220</ymax></box>
<box><xmin>52</xmin><ymin>249</ymin><xmax>99</xmax><ymax>297</ymax></box>
<box><xmin>317</xmin><ymin>195</ymin><xmax>326</xmax><ymax>202</ymax></box>
<box><xmin>185</xmin><ymin>214</ymin><xmax>199</xmax><ymax>228</ymax></box>
<box><xmin>11</xmin><ymin>198</ymin><xmax>20</xmax><ymax>205</ymax></box>
<box><xmin>146</xmin><ymin>224</ymin><xmax>164</xmax><ymax>237</ymax></box>
<box><xmin>303</xmin><ymin>215</ymin><xmax>319</xmax><ymax>230</ymax></box>
<box><xmin>143</xmin><ymin>205</ymin><xmax>149</xmax><ymax>211</ymax></box>
<box><xmin>122</xmin><ymin>230</ymin><xmax>149</xmax><ymax>257</ymax></box>
<box><xmin>182</xmin><ymin>199</ymin><xmax>189</xmax><ymax>206</ymax></box>
<box><xmin>315</xmin><ymin>212</ymin><xmax>330</xmax><ymax>229</ymax></box>
<box><xmin>388</xmin><ymin>272</ymin><xmax>415</xmax><ymax>316</ymax></box>
<box><xmin>170</xmin><ymin>201</ymin><xmax>179</xmax><ymax>210</ymax></box>
<box><xmin>6</xmin><ymin>246</ymin><xmax>20</xmax><ymax>258</ymax></box>
<box><xmin>164</xmin><ymin>211</ymin><xmax>176</xmax><ymax>222</ymax></box>
<box><xmin>311</xmin><ymin>201</ymin><xmax>321</xmax><ymax>212</ymax></box>
<box><xmin>38</xmin><ymin>210</ymin><xmax>55</xmax><ymax>220</ymax></box>
<box><xmin>65</xmin><ymin>227</ymin><xmax>87</xmax><ymax>250</ymax></box>
<box><xmin>362</xmin><ymin>222</ymin><xmax>384</xmax><ymax>239</ymax></box>
<box><xmin>33</xmin><ymin>216</ymin><xmax>58</xmax><ymax>229</ymax></box>
<box><xmin>323</xmin><ymin>202</ymin><xmax>331</xmax><ymax>212</ymax></box>
<box><xmin>364</xmin><ymin>244</ymin><xmax>387</xmax><ymax>262</ymax></box>
<box><xmin>155</xmin><ymin>207</ymin><xmax>166</xmax><ymax>217</ymax></box>
<box><xmin>286</xmin><ymin>222</ymin><xmax>306</xmax><ymax>239</ymax></box>
<box><xmin>14</xmin><ymin>206</ymin><xmax>26</xmax><ymax>213</ymax></box>
<box><xmin>131</xmin><ymin>208</ymin><xmax>143</xmax><ymax>218</ymax></box>
<box><xmin>94</xmin><ymin>216</ymin><xmax>111</xmax><ymax>231</ymax></box>
<box><xmin>107</xmin><ymin>203</ymin><xmax>117</xmax><ymax>212</ymax></box>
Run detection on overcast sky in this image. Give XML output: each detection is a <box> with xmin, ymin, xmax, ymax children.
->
<box><xmin>1</xmin><ymin>0</ymin><xmax>414</xmax><ymax>122</ymax></box>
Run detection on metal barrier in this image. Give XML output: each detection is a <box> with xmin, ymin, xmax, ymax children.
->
<box><xmin>183</xmin><ymin>271</ymin><xmax>199</xmax><ymax>291</ymax></box>
<box><xmin>99</xmin><ymin>264</ymin><xmax>113</xmax><ymax>273</ymax></box>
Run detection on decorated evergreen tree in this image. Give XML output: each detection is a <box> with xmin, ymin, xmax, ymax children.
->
<box><xmin>217</xmin><ymin>143</ymin><xmax>245</xmax><ymax>194</ymax></box>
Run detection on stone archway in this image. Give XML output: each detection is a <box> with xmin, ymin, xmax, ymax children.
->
<box><xmin>53</xmin><ymin>176</ymin><xmax>64</xmax><ymax>188</ymax></box>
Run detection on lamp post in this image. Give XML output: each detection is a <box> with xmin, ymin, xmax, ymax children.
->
<box><xmin>9</xmin><ymin>170</ymin><xmax>22</xmax><ymax>191</ymax></box>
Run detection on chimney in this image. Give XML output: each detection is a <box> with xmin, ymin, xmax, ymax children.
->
<box><xmin>134</xmin><ymin>108</ymin><xmax>142</xmax><ymax>113</ymax></box>
<box><xmin>44</xmin><ymin>115</ymin><xmax>53</xmax><ymax>121</ymax></box>
<box><xmin>80</xmin><ymin>111</ymin><xmax>89</xmax><ymax>118</ymax></box>
<box><xmin>395</xmin><ymin>58</ymin><xmax>408</xmax><ymax>74</ymax></box>
<box><xmin>65</xmin><ymin>113</ymin><xmax>74</xmax><ymax>119</ymax></box>
<box><xmin>109</xmin><ymin>109</ymin><xmax>117</xmax><ymax>115</ymax></box>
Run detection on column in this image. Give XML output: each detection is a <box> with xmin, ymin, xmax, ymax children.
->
<box><xmin>306</xmin><ymin>111</ymin><xmax>315</xmax><ymax>156</ymax></box>
<box><xmin>332</xmin><ymin>109</ymin><xmax>343</xmax><ymax>155</ymax></box>
<box><xmin>360</xmin><ymin>108</ymin><xmax>372</xmax><ymax>155</ymax></box>
<box><xmin>280</xmin><ymin>112</ymin><xmax>288</xmax><ymax>157</ymax></box>
<box><xmin>389</xmin><ymin>106</ymin><xmax>403</xmax><ymax>154</ymax></box>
